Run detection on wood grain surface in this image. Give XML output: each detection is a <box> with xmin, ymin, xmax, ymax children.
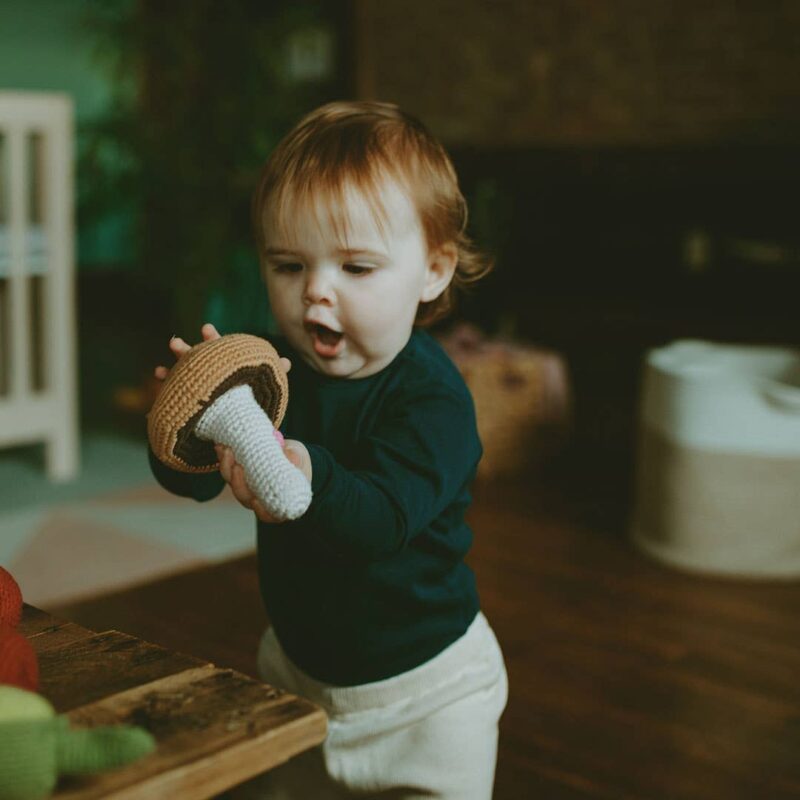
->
<box><xmin>20</xmin><ymin>606</ymin><xmax>327</xmax><ymax>799</ymax></box>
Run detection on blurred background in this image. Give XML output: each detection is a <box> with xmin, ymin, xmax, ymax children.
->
<box><xmin>1</xmin><ymin>0</ymin><xmax>799</xmax><ymax>602</ymax></box>
<box><xmin>4</xmin><ymin>3</ymin><xmax>800</xmax><ymax>796</ymax></box>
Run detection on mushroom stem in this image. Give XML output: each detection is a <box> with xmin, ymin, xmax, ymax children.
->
<box><xmin>194</xmin><ymin>384</ymin><xmax>312</xmax><ymax>520</ymax></box>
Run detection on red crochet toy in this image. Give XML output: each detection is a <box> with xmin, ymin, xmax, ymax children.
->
<box><xmin>0</xmin><ymin>566</ymin><xmax>38</xmax><ymax>691</ymax></box>
<box><xmin>0</xmin><ymin>566</ymin><xmax>23</xmax><ymax>628</ymax></box>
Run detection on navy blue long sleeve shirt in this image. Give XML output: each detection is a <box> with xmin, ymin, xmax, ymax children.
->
<box><xmin>149</xmin><ymin>329</ymin><xmax>482</xmax><ymax>685</ymax></box>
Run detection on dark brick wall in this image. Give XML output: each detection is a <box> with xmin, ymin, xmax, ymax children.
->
<box><xmin>357</xmin><ymin>0</ymin><xmax>800</xmax><ymax>146</ymax></box>
<box><xmin>355</xmin><ymin>1</ymin><xmax>800</xmax><ymax>475</ymax></box>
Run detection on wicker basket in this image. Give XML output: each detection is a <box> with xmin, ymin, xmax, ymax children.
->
<box><xmin>438</xmin><ymin>324</ymin><xmax>572</xmax><ymax>479</ymax></box>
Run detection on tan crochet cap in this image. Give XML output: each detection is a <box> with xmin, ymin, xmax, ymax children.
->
<box><xmin>147</xmin><ymin>334</ymin><xmax>288</xmax><ymax>473</ymax></box>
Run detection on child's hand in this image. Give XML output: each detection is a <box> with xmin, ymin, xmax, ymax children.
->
<box><xmin>215</xmin><ymin>440</ymin><xmax>312</xmax><ymax>524</ymax></box>
<box><xmin>152</xmin><ymin>323</ymin><xmax>300</xmax><ymax>520</ymax></box>
<box><xmin>153</xmin><ymin>324</ymin><xmax>292</xmax><ymax>394</ymax></box>
<box><xmin>152</xmin><ymin>323</ymin><xmax>221</xmax><ymax>396</ymax></box>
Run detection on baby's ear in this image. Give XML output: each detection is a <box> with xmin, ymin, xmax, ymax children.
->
<box><xmin>421</xmin><ymin>242</ymin><xmax>458</xmax><ymax>303</ymax></box>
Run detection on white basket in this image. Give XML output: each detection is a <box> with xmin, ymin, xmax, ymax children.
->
<box><xmin>630</xmin><ymin>339</ymin><xmax>800</xmax><ymax>578</ymax></box>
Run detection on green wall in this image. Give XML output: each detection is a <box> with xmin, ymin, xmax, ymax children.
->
<box><xmin>0</xmin><ymin>0</ymin><xmax>129</xmax><ymax>268</ymax></box>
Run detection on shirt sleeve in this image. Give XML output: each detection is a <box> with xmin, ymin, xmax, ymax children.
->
<box><xmin>147</xmin><ymin>447</ymin><xmax>226</xmax><ymax>502</ymax></box>
<box><xmin>298</xmin><ymin>382</ymin><xmax>481</xmax><ymax>563</ymax></box>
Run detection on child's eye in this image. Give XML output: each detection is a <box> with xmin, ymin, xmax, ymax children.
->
<box><xmin>343</xmin><ymin>263</ymin><xmax>373</xmax><ymax>276</ymax></box>
<box><xmin>274</xmin><ymin>262</ymin><xmax>303</xmax><ymax>274</ymax></box>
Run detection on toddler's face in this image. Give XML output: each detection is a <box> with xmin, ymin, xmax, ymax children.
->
<box><xmin>263</xmin><ymin>179</ymin><xmax>440</xmax><ymax>379</ymax></box>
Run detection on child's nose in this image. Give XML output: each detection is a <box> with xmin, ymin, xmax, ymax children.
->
<box><xmin>303</xmin><ymin>269</ymin><xmax>335</xmax><ymax>305</ymax></box>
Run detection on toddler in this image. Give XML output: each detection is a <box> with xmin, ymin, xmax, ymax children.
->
<box><xmin>150</xmin><ymin>101</ymin><xmax>508</xmax><ymax>799</ymax></box>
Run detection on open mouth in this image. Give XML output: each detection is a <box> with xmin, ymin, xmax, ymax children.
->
<box><xmin>308</xmin><ymin>322</ymin><xmax>344</xmax><ymax>357</ymax></box>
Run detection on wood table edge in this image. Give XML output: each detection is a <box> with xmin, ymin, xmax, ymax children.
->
<box><xmin>56</xmin><ymin>665</ymin><xmax>328</xmax><ymax>800</ymax></box>
<box><xmin>94</xmin><ymin>706</ymin><xmax>328</xmax><ymax>800</ymax></box>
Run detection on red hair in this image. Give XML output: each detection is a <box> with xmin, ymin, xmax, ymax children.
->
<box><xmin>252</xmin><ymin>101</ymin><xmax>493</xmax><ymax>325</ymax></box>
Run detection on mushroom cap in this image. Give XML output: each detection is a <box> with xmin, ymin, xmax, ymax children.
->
<box><xmin>147</xmin><ymin>334</ymin><xmax>288</xmax><ymax>473</ymax></box>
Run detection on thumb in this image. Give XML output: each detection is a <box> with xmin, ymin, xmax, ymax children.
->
<box><xmin>283</xmin><ymin>443</ymin><xmax>303</xmax><ymax>468</ymax></box>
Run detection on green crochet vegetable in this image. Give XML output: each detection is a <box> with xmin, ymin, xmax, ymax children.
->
<box><xmin>0</xmin><ymin>685</ymin><xmax>156</xmax><ymax>800</ymax></box>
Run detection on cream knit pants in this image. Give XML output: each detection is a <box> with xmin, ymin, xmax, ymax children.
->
<box><xmin>229</xmin><ymin>612</ymin><xmax>508</xmax><ymax>800</ymax></box>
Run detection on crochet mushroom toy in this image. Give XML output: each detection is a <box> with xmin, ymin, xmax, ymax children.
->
<box><xmin>147</xmin><ymin>333</ymin><xmax>312</xmax><ymax>521</ymax></box>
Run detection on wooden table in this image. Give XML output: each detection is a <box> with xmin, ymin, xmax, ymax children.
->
<box><xmin>19</xmin><ymin>604</ymin><xmax>327</xmax><ymax>799</ymax></box>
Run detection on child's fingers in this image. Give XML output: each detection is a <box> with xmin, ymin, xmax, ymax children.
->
<box><xmin>201</xmin><ymin>323</ymin><xmax>221</xmax><ymax>341</ymax></box>
<box><xmin>169</xmin><ymin>336</ymin><xmax>191</xmax><ymax>358</ymax></box>
<box><xmin>216</xmin><ymin>445</ymin><xmax>233</xmax><ymax>483</ymax></box>
<box><xmin>227</xmin><ymin>456</ymin><xmax>252</xmax><ymax>506</ymax></box>
<box><xmin>169</xmin><ymin>326</ymin><xmax>217</xmax><ymax>364</ymax></box>
<box><xmin>283</xmin><ymin>445</ymin><xmax>303</xmax><ymax>468</ymax></box>
<box><xmin>215</xmin><ymin>446</ymin><xmax>285</xmax><ymax>524</ymax></box>
<box><xmin>229</xmin><ymin>462</ymin><xmax>257</xmax><ymax>507</ymax></box>
<box><xmin>279</xmin><ymin>357</ymin><xmax>291</xmax><ymax>374</ymax></box>
<box><xmin>154</xmin><ymin>365</ymin><xmax>168</xmax><ymax>380</ymax></box>
<box><xmin>252</xmin><ymin>499</ymin><xmax>282</xmax><ymax>524</ymax></box>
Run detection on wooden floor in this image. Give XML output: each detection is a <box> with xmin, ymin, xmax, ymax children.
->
<box><xmin>53</xmin><ymin>458</ymin><xmax>800</xmax><ymax>799</ymax></box>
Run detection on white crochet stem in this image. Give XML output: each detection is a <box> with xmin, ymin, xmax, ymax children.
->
<box><xmin>194</xmin><ymin>384</ymin><xmax>312</xmax><ymax>521</ymax></box>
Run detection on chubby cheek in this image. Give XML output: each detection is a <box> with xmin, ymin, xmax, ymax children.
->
<box><xmin>266</xmin><ymin>281</ymin><xmax>300</xmax><ymax>325</ymax></box>
<box><xmin>349</xmin><ymin>298</ymin><xmax>415</xmax><ymax>350</ymax></box>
